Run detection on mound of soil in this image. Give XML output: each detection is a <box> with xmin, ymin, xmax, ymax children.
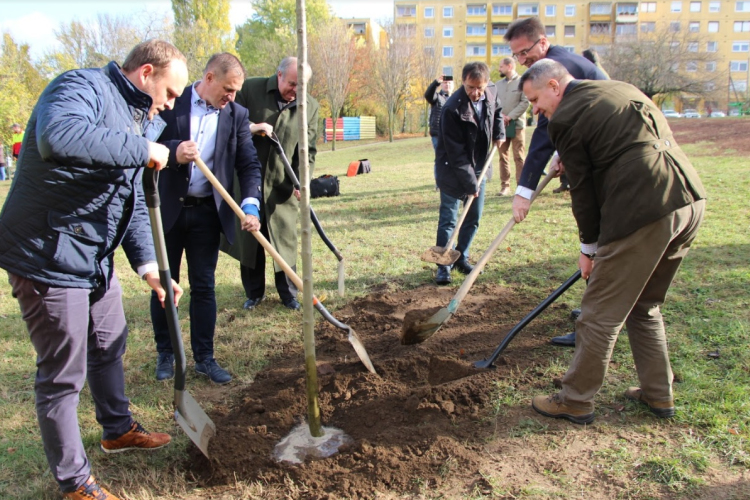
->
<box><xmin>188</xmin><ymin>282</ymin><xmax>577</xmax><ymax>498</ymax></box>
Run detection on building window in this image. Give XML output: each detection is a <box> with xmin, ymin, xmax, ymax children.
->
<box><xmin>669</xmin><ymin>21</ymin><xmax>681</xmax><ymax>32</ymax></box>
<box><xmin>686</xmin><ymin>61</ymin><xmax>698</xmax><ymax>72</ymax></box>
<box><xmin>708</xmin><ymin>21</ymin><xmax>719</xmax><ymax>32</ymax></box>
<box><xmin>467</xmin><ymin>4</ymin><xmax>488</xmax><ymax>15</ymax></box>
<box><xmin>590</xmin><ymin>23</ymin><xmax>611</xmax><ymax>35</ymax></box>
<box><xmin>641</xmin><ymin>2</ymin><xmax>657</xmax><ymax>12</ymax></box>
<box><xmin>467</xmin><ymin>44</ymin><xmax>487</xmax><ymax>56</ymax></box>
<box><xmin>518</xmin><ymin>3</ymin><xmax>540</xmax><ymax>16</ymax></box>
<box><xmin>443</xmin><ymin>46</ymin><xmax>454</xmax><ymax>57</ymax></box>
<box><xmin>733</xmin><ymin>41</ymin><xmax>750</xmax><ymax>51</ymax></box>
<box><xmin>690</xmin><ymin>1</ymin><xmax>701</xmax><ymax>11</ymax></box>
<box><xmin>563</xmin><ymin>45</ymin><xmax>576</xmax><ymax>52</ymax></box>
<box><xmin>397</xmin><ymin>5</ymin><xmax>417</xmax><ymax>17</ymax></box>
<box><xmin>616</xmin><ymin>23</ymin><xmax>637</xmax><ymax>35</ymax></box>
<box><xmin>396</xmin><ymin>24</ymin><xmax>417</xmax><ymax>37</ymax></box>
<box><xmin>493</xmin><ymin>23</ymin><xmax>510</xmax><ymax>35</ymax></box>
<box><xmin>689</xmin><ymin>21</ymin><xmax>700</xmax><ymax>32</ymax></box>
<box><xmin>443</xmin><ymin>66</ymin><xmax>453</xmax><ymax>76</ymax></box>
<box><xmin>641</xmin><ymin>21</ymin><xmax>656</xmax><ymax>33</ymax></box>
<box><xmin>493</xmin><ymin>3</ymin><xmax>513</xmax><ymax>15</ymax></box>
<box><xmin>425</xmin><ymin>27</ymin><xmax>435</xmax><ymax>37</ymax></box>
<box><xmin>590</xmin><ymin>3</ymin><xmax>611</xmax><ymax>15</ymax></box>
<box><xmin>424</xmin><ymin>6</ymin><xmax>435</xmax><ymax>18</ymax></box>
<box><xmin>734</xmin><ymin>80</ymin><xmax>748</xmax><ymax>91</ymax></box>
<box><xmin>706</xmin><ymin>61</ymin><xmax>716</xmax><ymax>71</ymax></box>
<box><xmin>546</xmin><ymin>25</ymin><xmax>557</xmax><ymax>36</ymax></box>
<box><xmin>709</xmin><ymin>1</ymin><xmax>720</xmax><ymax>11</ymax></box>
<box><xmin>707</xmin><ymin>41</ymin><xmax>717</xmax><ymax>51</ymax></box>
<box><xmin>565</xmin><ymin>5</ymin><xmax>576</xmax><ymax>16</ymax></box>
<box><xmin>735</xmin><ymin>21</ymin><xmax>750</xmax><ymax>32</ymax></box>
<box><xmin>492</xmin><ymin>44</ymin><xmax>512</xmax><ymax>55</ymax></box>
<box><xmin>688</xmin><ymin>42</ymin><xmax>699</xmax><ymax>51</ymax></box>
<box><xmin>616</xmin><ymin>3</ymin><xmax>638</xmax><ymax>15</ymax></box>
<box><xmin>350</xmin><ymin>23</ymin><xmax>366</xmax><ymax>34</ymax></box>
<box><xmin>565</xmin><ymin>25</ymin><xmax>576</xmax><ymax>36</ymax></box>
<box><xmin>730</xmin><ymin>60</ymin><xmax>749</xmax><ymax>72</ymax></box>
<box><xmin>466</xmin><ymin>24</ymin><xmax>487</xmax><ymax>35</ymax></box>
<box><xmin>671</xmin><ymin>1</ymin><xmax>682</xmax><ymax>12</ymax></box>
<box><xmin>737</xmin><ymin>1</ymin><xmax>750</xmax><ymax>12</ymax></box>
<box><xmin>443</xmin><ymin>6</ymin><xmax>454</xmax><ymax>17</ymax></box>
<box><xmin>443</xmin><ymin>26</ymin><xmax>454</xmax><ymax>37</ymax></box>
<box><xmin>546</xmin><ymin>5</ymin><xmax>557</xmax><ymax>16</ymax></box>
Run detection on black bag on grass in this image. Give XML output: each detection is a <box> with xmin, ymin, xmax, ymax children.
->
<box><xmin>310</xmin><ymin>174</ymin><xmax>340</xmax><ymax>198</ymax></box>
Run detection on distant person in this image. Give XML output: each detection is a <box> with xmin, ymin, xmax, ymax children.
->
<box><xmin>221</xmin><ymin>57</ymin><xmax>319</xmax><ymax>311</ymax></box>
<box><xmin>150</xmin><ymin>53</ymin><xmax>262</xmax><ymax>385</ymax></box>
<box><xmin>0</xmin><ymin>40</ymin><xmax>188</xmax><ymax>500</ymax></box>
<box><xmin>11</xmin><ymin>123</ymin><xmax>24</xmax><ymax>160</ymax></box>
<box><xmin>433</xmin><ymin>62</ymin><xmax>505</xmax><ymax>285</ymax></box>
<box><xmin>0</xmin><ymin>140</ymin><xmax>6</xmax><ymax>181</ymax></box>
<box><xmin>520</xmin><ymin>60</ymin><xmax>705</xmax><ymax>425</ymax></box>
<box><xmin>424</xmin><ymin>75</ymin><xmax>454</xmax><ymax>152</ymax></box>
<box><xmin>494</xmin><ymin>57</ymin><xmax>530</xmax><ymax>196</ymax></box>
<box><xmin>582</xmin><ymin>48</ymin><xmax>611</xmax><ymax>79</ymax></box>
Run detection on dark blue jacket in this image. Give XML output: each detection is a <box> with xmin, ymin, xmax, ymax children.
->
<box><xmin>435</xmin><ymin>83</ymin><xmax>505</xmax><ymax>199</ymax></box>
<box><xmin>519</xmin><ymin>46</ymin><xmax>609</xmax><ymax>190</ymax></box>
<box><xmin>0</xmin><ymin>62</ymin><xmax>158</xmax><ymax>289</ymax></box>
<box><xmin>156</xmin><ymin>86</ymin><xmax>262</xmax><ymax>245</ymax></box>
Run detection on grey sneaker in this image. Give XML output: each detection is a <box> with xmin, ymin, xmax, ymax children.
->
<box><xmin>195</xmin><ymin>358</ymin><xmax>232</xmax><ymax>384</ymax></box>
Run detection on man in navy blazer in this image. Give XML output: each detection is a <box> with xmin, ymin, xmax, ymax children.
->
<box><xmin>150</xmin><ymin>53</ymin><xmax>262</xmax><ymax>384</ymax></box>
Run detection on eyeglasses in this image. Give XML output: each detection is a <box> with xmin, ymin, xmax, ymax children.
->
<box><xmin>512</xmin><ymin>39</ymin><xmax>542</xmax><ymax>60</ymax></box>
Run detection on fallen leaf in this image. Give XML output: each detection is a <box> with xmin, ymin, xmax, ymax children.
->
<box><xmin>729</xmin><ymin>428</ymin><xmax>740</xmax><ymax>435</ymax></box>
<box><xmin>707</xmin><ymin>350</ymin><xmax>720</xmax><ymax>359</ymax></box>
<box><xmin>7</xmin><ymin>448</ymin><xmax>16</xmax><ymax>453</ymax></box>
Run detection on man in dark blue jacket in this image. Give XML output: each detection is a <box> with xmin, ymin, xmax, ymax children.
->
<box><xmin>151</xmin><ymin>53</ymin><xmax>262</xmax><ymax>384</ymax></box>
<box><xmin>433</xmin><ymin>62</ymin><xmax>505</xmax><ymax>285</ymax></box>
<box><xmin>0</xmin><ymin>40</ymin><xmax>188</xmax><ymax>500</ymax></box>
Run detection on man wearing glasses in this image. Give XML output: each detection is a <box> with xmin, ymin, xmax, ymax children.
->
<box><xmin>504</xmin><ymin>16</ymin><xmax>608</xmax><ymax>347</ymax></box>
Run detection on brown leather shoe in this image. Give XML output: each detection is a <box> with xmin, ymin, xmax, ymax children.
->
<box><xmin>100</xmin><ymin>422</ymin><xmax>171</xmax><ymax>454</ymax></box>
<box><xmin>63</xmin><ymin>476</ymin><xmax>120</xmax><ymax>500</ymax></box>
<box><xmin>532</xmin><ymin>394</ymin><xmax>595</xmax><ymax>424</ymax></box>
<box><xmin>624</xmin><ymin>387</ymin><xmax>675</xmax><ymax>418</ymax></box>
<box><xmin>497</xmin><ymin>187</ymin><xmax>511</xmax><ymax>196</ymax></box>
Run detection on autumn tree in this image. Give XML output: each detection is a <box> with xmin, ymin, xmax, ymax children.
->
<box><xmin>236</xmin><ymin>0</ymin><xmax>331</xmax><ymax>77</ymax></box>
<box><xmin>172</xmin><ymin>0</ymin><xmax>237</xmax><ymax>79</ymax></box>
<box><xmin>309</xmin><ymin>20</ymin><xmax>356</xmax><ymax>151</ymax></box>
<box><xmin>413</xmin><ymin>35</ymin><xmax>443</xmax><ymax>136</ymax></box>
<box><xmin>602</xmin><ymin>23</ymin><xmax>725</xmax><ymax>103</ymax></box>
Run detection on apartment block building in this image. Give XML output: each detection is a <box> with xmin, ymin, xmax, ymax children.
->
<box><xmin>394</xmin><ymin>0</ymin><xmax>750</xmax><ymax>110</ymax></box>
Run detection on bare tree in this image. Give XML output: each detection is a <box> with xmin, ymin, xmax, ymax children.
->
<box><xmin>368</xmin><ymin>23</ymin><xmax>416</xmax><ymax>142</ymax></box>
<box><xmin>310</xmin><ymin>20</ymin><xmax>356</xmax><ymax>151</ymax></box>
<box><xmin>602</xmin><ymin>23</ymin><xmax>725</xmax><ymax>103</ymax></box>
<box><xmin>413</xmin><ymin>35</ymin><xmax>443</xmax><ymax>136</ymax></box>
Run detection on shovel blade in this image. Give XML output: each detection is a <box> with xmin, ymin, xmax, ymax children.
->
<box><xmin>174</xmin><ymin>389</ymin><xmax>216</xmax><ymax>459</ymax></box>
<box><xmin>400</xmin><ymin>306</ymin><xmax>452</xmax><ymax>345</ymax></box>
<box><xmin>348</xmin><ymin>328</ymin><xmax>377</xmax><ymax>374</ymax></box>
<box><xmin>420</xmin><ymin>246</ymin><xmax>461</xmax><ymax>266</ymax></box>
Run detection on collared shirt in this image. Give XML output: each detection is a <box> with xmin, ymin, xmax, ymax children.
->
<box><xmin>186</xmin><ymin>83</ymin><xmax>220</xmax><ymax>198</ymax></box>
<box><xmin>471</xmin><ymin>95</ymin><xmax>485</xmax><ymax>121</ymax></box>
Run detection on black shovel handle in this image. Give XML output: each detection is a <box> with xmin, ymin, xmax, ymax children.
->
<box><xmin>143</xmin><ymin>168</ymin><xmax>187</xmax><ymax>392</ymax></box>
<box><xmin>474</xmin><ymin>270</ymin><xmax>582</xmax><ymax>369</ymax></box>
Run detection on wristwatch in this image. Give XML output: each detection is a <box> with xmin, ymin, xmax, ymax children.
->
<box><xmin>581</xmin><ymin>251</ymin><xmax>596</xmax><ymax>259</ymax></box>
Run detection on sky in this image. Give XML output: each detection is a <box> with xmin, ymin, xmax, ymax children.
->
<box><xmin>0</xmin><ymin>0</ymin><xmax>395</xmax><ymax>60</ymax></box>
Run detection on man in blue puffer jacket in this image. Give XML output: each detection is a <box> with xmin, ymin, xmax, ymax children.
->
<box><xmin>0</xmin><ymin>40</ymin><xmax>188</xmax><ymax>500</ymax></box>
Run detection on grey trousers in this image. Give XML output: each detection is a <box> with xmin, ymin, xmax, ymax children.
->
<box><xmin>10</xmin><ymin>273</ymin><xmax>132</xmax><ymax>493</ymax></box>
<box><xmin>559</xmin><ymin>199</ymin><xmax>705</xmax><ymax>411</ymax></box>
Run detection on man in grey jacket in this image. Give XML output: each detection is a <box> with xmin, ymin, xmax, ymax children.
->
<box><xmin>494</xmin><ymin>57</ymin><xmax>530</xmax><ymax>196</ymax></box>
<box><xmin>0</xmin><ymin>40</ymin><xmax>188</xmax><ymax>500</ymax></box>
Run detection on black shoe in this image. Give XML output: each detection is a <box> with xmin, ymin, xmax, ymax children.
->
<box><xmin>550</xmin><ymin>332</ymin><xmax>576</xmax><ymax>347</ymax></box>
<box><xmin>195</xmin><ymin>358</ymin><xmax>232</xmax><ymax>384</ymax></box>
<box><xmin>552</xmin><ymin>185</ymin><xmax>570</xmax><ymax>194</ymax></box>
<box><xmin>452</xmin><ymin>258</ymin><xmax>474</xmax><ymax>275</ymax></box>
<box><xmin>155</xmin><ymin>352</ymin><xmax>174</xmax><ymax>381</ymax></box>
<box><xmin>243</xmin><ymin>296</ymin><xmax>264</xmax><ymax>310</ymax></box>
<box><xmin>435</xmin><ymin>265</ymin><xmax>452</xmax><ymax>285</ymax></box>
<box><xmin>282</xmin><ymin>297</ymin><xmax>301</xmax><ymax>310</ymax></box>
<box><xmin>570</xmin><ymin>308</ymin><xmax>581</xmax><ymax>321</ymax></box>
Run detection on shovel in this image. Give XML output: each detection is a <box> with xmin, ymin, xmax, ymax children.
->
<box><xmin>474</xmin><ymin>270</ymin><xmax>582</xmax><ymax>369</ymax></box>
<box><xmin>421</xmin><ymin>145</ymin><xmax>497</xmax><ymax>266</ymax></box>
<box><xmin>193</xmin><ymin>157</ymin><xmax>376</xmax><ymax>374</ymax></box>
<box><xmin>142</xmin><ymin>168</ymin><xmax>216</xmax><ymax>459</ymax></box>
<box><xmin>401</xmin><ymin>168</ymin><xmax>556</xmax><ymax>345</ymax></box>
<box><xmin>265</xmin><ymin>132</ymin><xmax>346</xmax><ymax>296</ymax></box>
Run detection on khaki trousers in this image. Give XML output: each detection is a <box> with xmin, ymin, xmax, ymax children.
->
<box><xmin>560</xmin><ymin>200</ymin><xmax>705</xmax><ymax>411</ymax></box>
<box><xmin>499</xmin><ymin>128</ymin><xmax>526</xmax><ymax>189</ymax></box>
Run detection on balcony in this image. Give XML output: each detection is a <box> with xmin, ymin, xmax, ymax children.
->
<box><xmin>588</xmin><ymin>22</ymin><xmax>613</xmax><ymax>43</ymax></box>
<box><xmin>589</xmin><ymin>2</ymin><xmax>613</xmax><ymax>21</ymax></box>
<box><xmin>517</xmin><ymin>3</ymin><xmax>540</xmax><ymax>18</ymax></box>
<box><xmin>615</xmin><ymin>2</ymin><xmax>638</xmax><ymax>22</ymax></box>
<box><xmin>491</xmin><ymin>3</ymin><xmax>514</xmax><ymax>22</ymax></box>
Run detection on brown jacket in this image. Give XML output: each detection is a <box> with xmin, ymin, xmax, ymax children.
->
<box><xmin>548</xmin><ymin>80</ymin><xmax>705</xmax><ymax>246</ymax></box>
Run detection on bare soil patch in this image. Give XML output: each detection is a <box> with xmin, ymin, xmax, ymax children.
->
<box><xmin>669</xmin><ymin>117</ymin><xmax>750</xmax><ymax>155</ymax></box>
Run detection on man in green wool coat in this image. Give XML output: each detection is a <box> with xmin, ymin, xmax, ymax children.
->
<box><xmin>220</xmin><ymin>56</ymin><xmax>319</xmax><ymax>310</ymax></box>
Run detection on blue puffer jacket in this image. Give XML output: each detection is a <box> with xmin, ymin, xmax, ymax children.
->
<box><xmin>0</xmin><ymin>61</ymin><xmax>158</xmax><ymax>289</ymax></box>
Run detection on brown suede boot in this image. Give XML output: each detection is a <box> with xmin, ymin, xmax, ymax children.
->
<box><xmin>531</xmin><ymin>394</ymin><xmax>595</xmax><ymax>425</ymax></box>
<box><xmin>624</xmin><ymin>387</ymin><xmax>675</xmax><ymax>418</ymax></box>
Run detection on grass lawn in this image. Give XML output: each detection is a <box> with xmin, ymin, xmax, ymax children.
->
<box><xmin>0</xmin><ymin>132</ymin><xmax>748</xmax><ymax>499</ymax></box>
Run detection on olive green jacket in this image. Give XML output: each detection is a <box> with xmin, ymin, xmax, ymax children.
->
<box><xmin>548</xmin><ymin>80</ymin><xmax>705</xmax><ymax>247</ymax></box>
<box><xmin>220</xmin><ymin>75</ymin><xmax>319</xmax><ymax>271</ymax></box>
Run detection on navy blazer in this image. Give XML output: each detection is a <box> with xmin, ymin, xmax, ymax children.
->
<box><xmin>156</xmin><ymin>85</ymin><xmax>262</xmax><ymax>245</ymax></box>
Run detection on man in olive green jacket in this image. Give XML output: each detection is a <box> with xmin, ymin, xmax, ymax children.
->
<box><xmin>220</xmin><ymin>57</ymin><xmax>319</xmax><ymax>310</ymax></box>
<box><xmin>520</xmin><ymin>60</ymin><xmax>706</xmax><ymax>424</ymax></box>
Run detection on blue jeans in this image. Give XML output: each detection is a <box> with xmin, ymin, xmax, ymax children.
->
<box><xmin>151</xmin><ymin>200</ymin><xmax>221</xmax><ymax>361</ymax></box>
<box><xmin>431</xmin><ymin>136</ymin><xmax>439</xmax><ymax>183</ymax></box>
<box><xmin>436</xmin><ymin>178</ymin><xmax>486</xmax><ymax>263</ymax></box>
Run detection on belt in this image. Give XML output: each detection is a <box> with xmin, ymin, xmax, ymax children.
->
<box><xmin>182</xmin><ymin>196</ymin><xmax>213</xmax><ymax>207</ymax></box>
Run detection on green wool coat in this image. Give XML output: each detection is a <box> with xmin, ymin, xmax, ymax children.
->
<box><xmin>219</xmin><ymin>75</ymin><xmax>319</xmax><ymax>271</ymax></box>
<box><xmin>547</xmin><ymin>80</ymin><xmax>706</xmax><ymax>247</ymax></box>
